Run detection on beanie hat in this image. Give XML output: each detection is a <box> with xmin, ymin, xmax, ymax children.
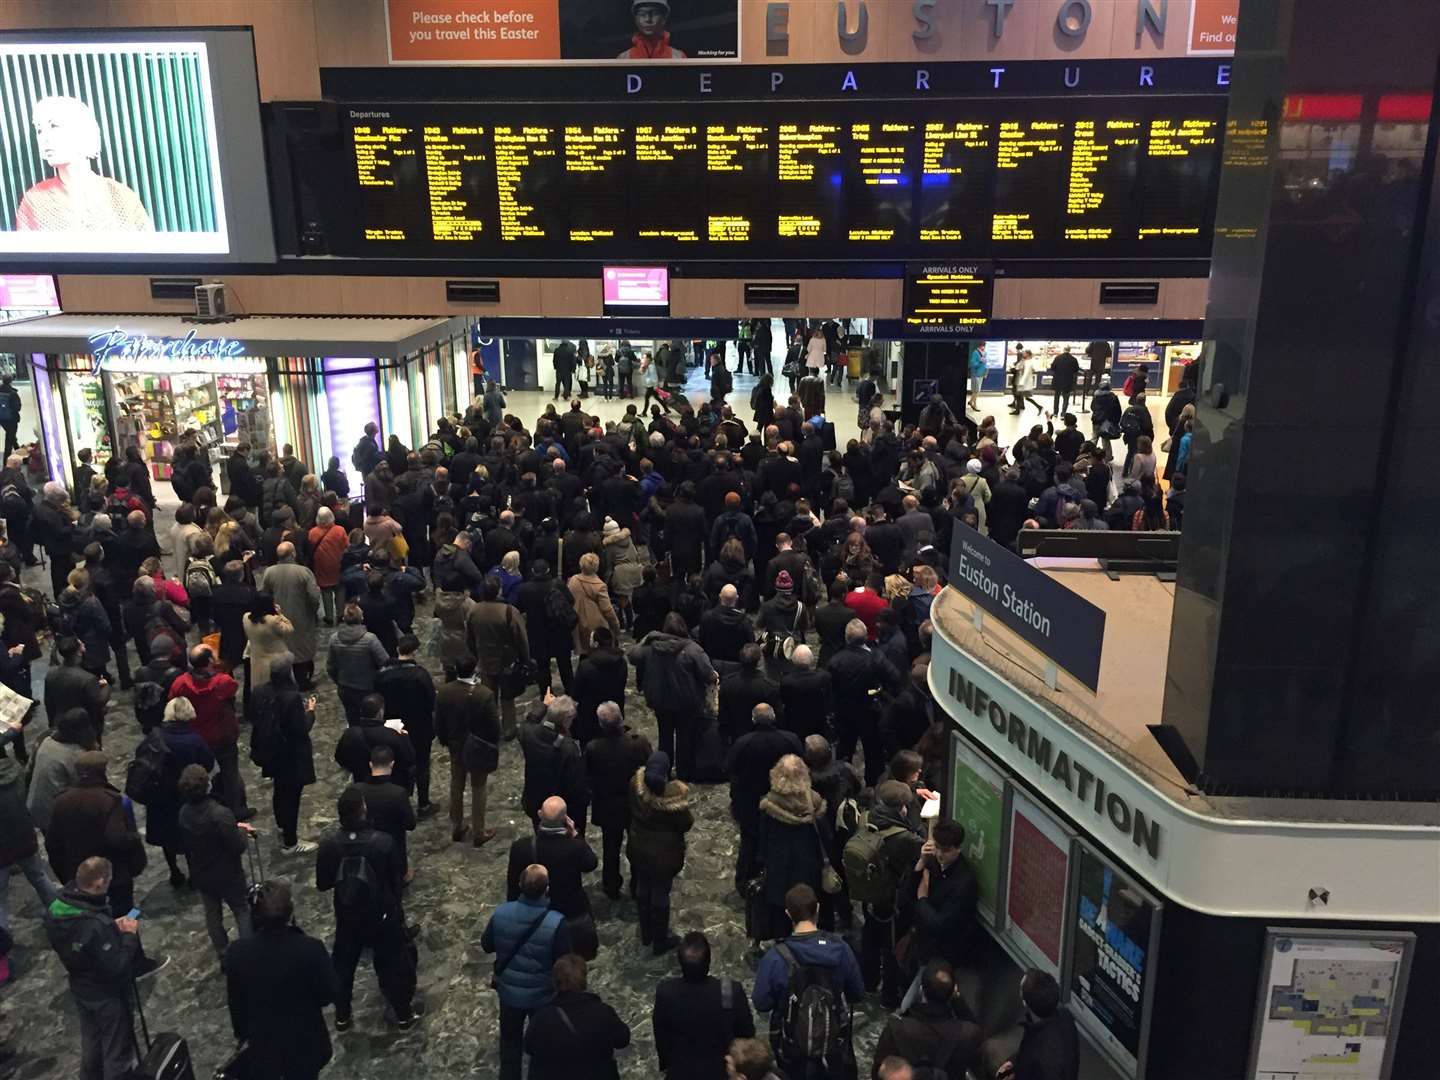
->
<box><xmin>634</xmin><ymin>0</ymin><xmax>670</xmax><ymax>10</ymax></box>
<box><xmin>603</xmin><ymin>516</ymin><xmax>620</xmax><ymax>537</ymax></box>
<box><xmin>644</xmin><ymin>751</ymin><xmax>671</xmax><ymax>793</ymax></box>
<box><xmin>76</xmin><ymin>751</ymin><xmax>109</xmax><ymax>781</ymax></box>
<box><xmin>774</xmin><ymin>570</ymin><xmax>794</xmax><ymax>592</ymax></box>
<box><xmin>966</xmin><ymin>458</ymin><xmax>983</xmax><ymax>475</ymax></box>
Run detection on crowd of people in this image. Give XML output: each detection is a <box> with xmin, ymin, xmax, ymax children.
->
<box><xmin>0</xmin><ymin>338</ymin><xmax>1150</xmax><ymax>1080</ymax></box>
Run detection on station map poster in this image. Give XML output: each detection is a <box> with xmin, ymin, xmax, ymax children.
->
<box><xmin>0</xmin><ymin>40</ymin><xmax>225</xmax><ymax>255</ymax></box>
<box><xmin>1067</xmin><ymin>843</ymin><xmax>1163</xmax><ymax>1078</ymax></box>
<box><xmin>1004</xmin><ymin>790</ymin><xmax>1071</xmax><ymax>977</ymax></box>
<box><xmin>1248</xmin><ymin>929</ymin><xmax>1415</xmax><ymax>1080</ymax></box>
<box><xmin>947</xmin><ymin>734</ymin><xmax>1005</xmax><ymax>926</ymax></box>
<box><xmin>387</xmin><ymin>1</ymin><xmax>740</xmax><ymax>64</ymax></box>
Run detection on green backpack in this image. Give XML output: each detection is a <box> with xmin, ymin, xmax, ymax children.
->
<box><xmin>841</xmin><ymin>816</ymin><xmax>909</xmax><ymax>907</ymax></box>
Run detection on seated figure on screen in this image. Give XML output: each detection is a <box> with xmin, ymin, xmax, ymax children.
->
<box><xmin>16</xmin><ymin>95</ymin><xmax>152</xmax><ymax>233</ymax></box>
<box><xmin>618</xmin><ymin>1</ymin><xmax>688</xmax><ymax>60</ymax></box>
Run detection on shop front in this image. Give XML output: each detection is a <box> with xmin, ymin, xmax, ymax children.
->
<box><xmin>0</xmin><ymin>314</ymin><xmax>473</xmax><ymax>499</ymax></box>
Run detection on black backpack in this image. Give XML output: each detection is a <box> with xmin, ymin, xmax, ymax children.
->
<box><xmin>249</xmin><ymin>694</ymin><xmax>288</xmax><ymax>769</ymax></box>
<box><xmin>544</xmin><ymin>580</ymin><xmax>578</xmax><ymax>629</ymax></box>
<box><xmin>124</xmin><ymin>729</ymin><xmax>172</xmax><ymax>806</ymax></box>
<box><xmin>773</xmin><ymin>942</ymin><xmax>853</xmax><ymax>1071</ymax></box>
<box><xmin>333</xmin><ymin>834</ymin><xmax>383</xmax><ymax>931</ymax></box>
<box><xmin>1120</xmin><ymin>408</ymin><xmax>1144</xmax><ymax>437</ymax></box>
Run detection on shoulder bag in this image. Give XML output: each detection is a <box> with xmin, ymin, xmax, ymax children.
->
<box><xmin>491</xmin><ymin>908</ymin><xmax>552</xmax><ymax>989</ymax></box>
<box><xmin>813</xmin><ymin>819</ymin><xmax>843</xmax><ymax>895</ymax></box>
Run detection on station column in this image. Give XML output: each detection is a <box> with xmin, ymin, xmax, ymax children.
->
<box><xmin>1163</xmin><ymin>0</ymin><xmax>1440</xmax><ymax>797</ymax></box>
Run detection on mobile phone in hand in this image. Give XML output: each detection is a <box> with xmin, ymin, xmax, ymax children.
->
<box><xmin>126</xmin><ymin>907</ymin><xmax>141</xmax><ymax>920</ymax></box>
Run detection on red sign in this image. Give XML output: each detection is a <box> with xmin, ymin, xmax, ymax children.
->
<box><xmin>1283</xmin><ymin>95</ymin><xmax>1364</xmax><ymax>123</ymax></box>
<box><xmin>1377</xmin><ymin>94</ymin><xmax>1433</xmax><ymax>123</ymax></box>
<box><xmin>1006</xmin><ymin>805</ymin><xmax>1069</xmax><ymax>970</ymax></box>
<box><xmin>1188</xmin><ymin>0</ymin><xmax>1241</xmax><ymax>56</ymax></box>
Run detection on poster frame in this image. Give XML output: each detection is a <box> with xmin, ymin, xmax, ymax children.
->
<box><xmin>1002</xmin><ymin>785</ymin><xmax>1074</xmax><ymax>979</ymax></box>
<box><xmin>945</xmin><ymin>730</ymin><xmax>1011</xmax><ymax>930</ymax></box>
<box><xmin>1061</xmin><ymin>837</ymin><xmax>1165</xmax><ymax>1080</ymax></box>
<box><xmin>1244</xmin><ymin>927</ymin><xmax>1417</xmax><ymax>1080</ymax></box>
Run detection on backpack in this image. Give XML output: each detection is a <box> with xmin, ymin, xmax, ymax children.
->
<box><xmin>830</xmin><ymin>470</ymin><xmax>855</xmax><ymax>505</ymax></box>
<box><xmin>144</xmin><ymin>609</ymin><xmax>189</xmax><ymax>660</ymax></box>
<box><xmin>0</xmin><ymin>481</ymin><xmax>25</xmax><ymax>516</ymax></box>
<box><xmin>841</xmin><ymin>817</ymin><xmax>909</xmax><ymax>907</ymax></box>
<box><xmin>773</xmin><ymin>942</ymin><xmax>853</xmax><ymax>1070</ymax></box>
<box><xmin>1119</xmin><ymin>408</ymin><xmax>1143</xmax><ymax>437</ymax></box>
<box><xmin>763</xmin><ymin>602</ymin><xmax>805</xmax><ymax>663</ymax></box>
<box><xmin>184</xmin><ymin>557</ymin><xmax>218</xmax><ymax>599</ymax></box>
<box><xmin>544</xmin><ymin>579</ymin><xmax>578</xmax><ymax>629</ymax></box>
<box><xmin>333</xmin><ymin>834</ymin><xmax>383</xmax><ymax>931</ymax></box>
<box><xmin>894</xmin><ymin>1018</ymin><xmax>971</xmax><ymax>1080</ymax></box>
<box><xmin>1019</xmin><ymin>453</ymin><xmax>1051</xmax><ymax>496</ymax></box>
<box><xmin>124</xmin><ymin>728</ymin><xmax>172</xmax><ymax>806</ymax></box>
<box><xmin>249</xmin><ymin>693</ymin><xmax>288</xmax><ymax>769</ymax></box>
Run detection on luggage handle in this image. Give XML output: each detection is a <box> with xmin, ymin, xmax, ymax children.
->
<box><xmin>245</xmin><ymin>828</ymin><xmax>265</xmax><ymax>884</ymax></box>
<box><xmin>130</xmin><ymin>930</ymin><xmax>152</xmax><ymax>1056</ymax></box>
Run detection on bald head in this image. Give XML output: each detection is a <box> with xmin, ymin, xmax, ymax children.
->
<box><xmin>791</xmin><ymin>644</ymin><xmax>814</xmax><ymax>670</ymax></box>
<box><xmin>518</xmin><ymin>863</ymin><xmax>549</xmax><ymax>899</ymax></box>
<box><xmin>903</xmin><ymin>495</ymin><xmax>918</xmax><ymax>512</ymax></box>
<box><xmin>127</xmin><ymin>509</ymin><xmax>147</xmax><ymax>530</ymax></box>
<box><xmin>276</xmin><ymin>541</ymin><xmax>296</xmax><ymax>563</ymax></box>
<box><xmin>500</xmin><ymin>509</ymin><xmax>515</xmax><ymax>527</ymax></box>
<box><xmin>720</xmin><ymin>584</ymin><xmax>739</xmax><ymax>608</ymax></box>
<box><xmin>845</xmin><ymin>619</ymin><xmax>868</xmax><ymax>645</ymax></box>
<box><xmin>540</xmin><ymin>796</ymin><xmax>568</xmax><ymax>826</ymax></box>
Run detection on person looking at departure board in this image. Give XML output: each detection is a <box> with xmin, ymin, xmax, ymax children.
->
<box><xmin>618</xmin><ymin>1</ymin><xmax>688</xmax><ymax>60</ymax></box>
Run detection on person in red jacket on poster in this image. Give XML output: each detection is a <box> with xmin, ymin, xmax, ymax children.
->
<box><xmin>617</xmin><ymin>1</ymin><xmax>688</xmax><ymax>59</ymax></box>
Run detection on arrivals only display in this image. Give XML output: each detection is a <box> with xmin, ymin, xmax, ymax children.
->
<box><xmin>341</xmin><ymin>95</ymin><xmax>1224</xmax><ymax>258</ymax></box>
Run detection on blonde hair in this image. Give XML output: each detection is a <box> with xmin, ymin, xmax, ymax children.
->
<box><xmin>501</xmin><ymin>550</ymin><xmax>520</xmax><ymax>573</ymax></box>
<box><xmin>33</xmin><ymin>95</ymin><xmax>102</xmax><ymax>159</ymax></box>
<box><xmin>579</xmin><ymin>552</ymin><xmax>600</xmax><ymax>574</ymax></box>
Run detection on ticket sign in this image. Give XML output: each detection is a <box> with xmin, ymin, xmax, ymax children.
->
<box><xmin>903</xmin><ymin>262</ymin><xmax>994</xmax><ymax>335</ymax></box>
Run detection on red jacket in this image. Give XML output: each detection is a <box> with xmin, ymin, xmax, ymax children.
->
<box><xmin>168</xmin><ymin>669</ymin><xmax>239</xmax><ymax>748</ymax></box>
<box><xmin>844</xmin><ymin>588</ymin><xmax>888</xmax><ymax>640</ymax></box>
<box><xmin>308</xmin><ymin>524</ymin><xmax>349</xmax><ymax>588</ymax></box>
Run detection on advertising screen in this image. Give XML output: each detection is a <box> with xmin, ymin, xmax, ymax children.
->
<box><xmin>0</xmin><ymin>31</ymin><xmax>274</xmax><ymax>263</ymax></box>
<box><xmin>1249</xmin><ymin>930</ymin><xmax>1415</xmax><ymax>1080</ymax></box>
<box><xmin>1004</xmin><ymin>790</ymin><xmax>1071</xmax><ymax>977</ymax></box>
<box><xmin>0</xmin><ymin>274</ymin><xmax>57</xmax><ymax>309</ymax></box>
<box><xmin>947</xmin><ymin>734</ymin><xmax>1006</xmax><ymax>926</ymax></box>
<box><xmin>603</xmin><ymin>266</ymin><xmax>669</xmax><ymax>306</ymax></box>
<box><xmin>335</xmin><ymin>95</ymin><xmax>1225</xmax><ymax>260</ymax></box>
<box><xmin>1067</xmin><ymin>843</ymin><xmax>1162</xmax><ymax>1078</ymax></box>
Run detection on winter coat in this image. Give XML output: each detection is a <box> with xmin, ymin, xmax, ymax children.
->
<box><xmin>585</xmin><ymin>729</ymin><xmax>651</xmax><ymax>829</ymax></box>
<box><xmin>434</xmin><ymin>677</ymin><xmax>499</xmax><ymax>761</ymax></box>
<box><xmin>718</xmin><ymin>669</ymin><xmax>786</xmax><ymax>744</ymax></box>
<box><xmin>481</xmin><ymin>896</ymin><xmax>571</xmax><ymax>1011</ymax></box>
<box><xmin>568</xmin><ymin>572</ymin><xmax>619</xmax><ymax>655</ymax></box>
<box><xmin>243</xmin><ymin>612</ymin><xmax>294</xmax><ymax>688</ymax></box>
<box><xmin>754</xmin><ymin>775</ymin><xmax>833</xmax><ymax>909</ymax></box>
<box><xmin>333</xmin><ymin>718</ymin><xmax>415</xmax><ymax>790</ymax></box>
<box><xmin>697</xmin><ymin>604</ymin><xmax>756</xmax><ymax>665</ymax></box>
<box><xmin>726</xmin><ymin>726</ymin><xmax>803</xmax><ymax>828</ymax></box>
<box><xmin>654</xmin><ymin>973</ymin><xmax>758</xmax><ymax>1080</ymax></box>
<box><xmin>249</xmin><ymin>681</ymin><xmax>316</xmax><ymax>786</ymax></box>
<box><xmin>325</xmin><ymin>623</ymin><xmax>389</xmax><ymax>693</ymax></box>
<box><xmin>0</xmin><ymin>754</ymin><xmax>39</xmax><ymax>867</ymax></box>
<box><xmin>601</xmin><ymin>528</ymin><xmax>644</xmax><ymax>599</ymax></box>
<box><xmin>26</xmin><ymin>737</ymin><xmax>87</xmax><ymax>832</ymax></box>
<box><xmin>307</xmin><ymin>524</ymin><xmax>348</xmax><ymax>588</ymax></box>
<box><xmin>505</xmin><ymin>830</ymin><xmax>597</xmax><ymax>920</ymax></box>
<box><xmin>627</xmin><ymin>770</ymin><xmax>693</xmax><ymax>878</ymax></box>
<box><xmin>57</xmin><ymin>591</ymin><xmax>111</xmax><ymax>671</ymax></box>
<box><xmin>629</xmin><ymin>631</ymin><xmax>715</xmax><ymax>715</ymax></box>
<box><xmin>525</xmin><ymin>989</ymin><xmax>632</xmax><ymax>1080</ymax></box>
<box><xmin>178</xmin><ymin>795</ymin><xmax>248</xmax><ymax>894</ymax></box>
<box><xmin>519</xmin><ymin>713</ymin><xmax>589</xmax><ymax>821</ymax></box>
<box><xmin>432</xmin><ymin>542</ymin><xmax>485</xmax><ymax>596</ymax></box>
<box><xmin>466</xmin><ymin>600</ymin><xmax>529</xmax><ymax>677</ymax></box>
<box><xmin>571</xmin><ymin>646</ymin><xmax>628</xmax><ymax>744</ymax></box>
<box><xmin>44</xmin><ymin>886</ymin><xmax>141</xmax><ymax>1004</ymax></box>
<box><xmin>46</xmin><ymin>778</ymin><xmax>146</xmax><ymax>888</ymax></box>
<box><xmin>224</xmin><ymin>925</ymin><xmax>337</xmax><ymax>1078</ymax></box>
<box><xmin>261</xmin><ymin>562</ymin><xmax>321</xmax><ymax>663</ymax></box>
<box><xmin>169</xmin><ymin>668</ymin><xmax>240</xmax><ymax>749</ymax></box>
<box><xmin>433</xmin><ymin>589</ymin><xmax>476</xmax><ymax>670</ymax></box>
<box><xmin>144</xmin><ymin>721</ymin><xmax>215</xmax><ymax>850</ymax></box>
<box><xmin>375</xmin><ymin>659</ymin><xmax>437</xmax><ymax>744</ymax></box>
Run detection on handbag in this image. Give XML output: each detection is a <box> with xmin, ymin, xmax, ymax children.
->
<box><xmin>814</xmin><ymin>820</ymin><xmax>842</xmax><ymax>895</ymax></box>
<box><xmin>1098</xmin><ymin>419</ymin><xmax>1121</xmax><ymax>440</ymax></box>
<box><xmin>1160</xmin><ymin>436</ymin><xmax>1173</xmax><ymax>453</ymax></box>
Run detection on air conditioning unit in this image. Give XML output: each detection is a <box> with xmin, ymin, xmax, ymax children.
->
<box><xmin>744</xmin><ymin>282</ymin><xmax>800</xmax><ymax>306</ymax></box>
<box><xmin>194</xmin><ymin>283</ymin><xmax>228</xmax><ymax>321</ymax></box>
<box><xmin>447</xmin><ymin>280</ymin><xmax>501</xmax><ymax>304</ymax></box>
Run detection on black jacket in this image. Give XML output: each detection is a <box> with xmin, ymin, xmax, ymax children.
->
<box><xmin>44</xmin><ymin>886</ymin><xmax>140</xmax><ymax>1003</ymax></box>
<box><xmin>987</xmin><ymin>479</ymin><xmax>1031</xmax><ymax>550</ymax></box>
<box><xmin>813</xmin><ymin>601</ymin><xmax>853</xmax><ymax>666</ymax></box>
<box><xmin>571</xmin><ymin>647</ymin><xmax>628</xmax><ymax>744</ymax></box>
<box><xmin>434</xmin><ymin>677</ymin><xmax>500</xmax><ymax>759</ymax></box>
<box><xmin>316</xmin><ymin>825</ymin><xmax>404</xmax><ymax>925</ymax></box>
<box><xmin>375</xmin><ymin>659</ymin><xmax>437</xmax><ymax>743</ymax></box>
<box><xmin>519</xmin><ymin>709</ymin><xmax>590</xmax><ymax>821</ymax></box>
<box><xmin>515</xmin><ymin>573</ymin><xmax>574</xmax><ymax>655</ymax></box>
<box><xmin>778</xmin><ymin>668</ymin><xmax>834</xmax><ymax>740</ymax></box>
<box><xmin>346</xmin><ymin>776</ymin><xmax>415</xmax><ymax>870</ymax></box>
<box><xmin>828</xmin><ymin>642</ymin><xmax>902</xmax><ymax>718</ymax></box>
<box><xmin>524</xmin><ymin>989</ymin><xmax>631</xmax><ymax>1080</ymax></box>
<box><xmin>698</xmin><ymin>604</ymin><xmax>756</xmax><ymax>665</ymax></box>
<box><xmin>872</xmin><ymin>999</ymin><xmax>983</xmax><ymax>1080</ymax></box>
<box><xmin>901</xmin><ymin>855</ymin><xmax>979</xmax><ymax>969</ymax></box>
<box><xmin>584</xmin><ymin>728</ymin><xmax>652</xmax><ymax>829</ymax></box>
<box><xmin>178</xmin><ymin>795</ymin><xmax>248</xmax><ymax>894</ymax></box>
<box><xmin>505</xmin><ymin>831</ymin><xmax>598</xmax><ymax>919</ymax></box>
<box><xmin>718</xmin><ymin>668</ymin><xmax>785</xmax><ymax>743</ymax></box>
<box><xmin>209</xmin><ymin>582</ymin><xmax>257</xmax><ymax>666</ymax></box>
<box><xmin>654</xmin><ymin>974</ymin><xmax>756</xmax><ymax>1080</ymax></box>
<box><xmin>726</xmin><ymin>726</ymin><xmax>803</xmax><ymax>829</ymax></box>
<box><xmin>249</xmin><ymin>680</ymin><xmax>316</xmax><ymax>786</ymax></box>
<box><xmin>1012</xmin><ymin>1008</ymin><xmax>1081</xmax><ymax>1080</ymax></box>
<box><xmin>225</xmin><ymin>925</ymin><xmax>337</xmax><ymax>1078</ymax></box>
<box><xmin>334</xmin><ymin>718</ymin><xmax>415</xmax><ymax>792</ymax></box>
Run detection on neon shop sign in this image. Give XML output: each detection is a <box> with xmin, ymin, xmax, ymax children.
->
<box><xmin>86</xmin><ymin>328</ymin><xmax>253</xmax><ymax>374</ymax></box>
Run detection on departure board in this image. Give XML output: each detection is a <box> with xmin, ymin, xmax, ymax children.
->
<box><xmin>904</xmin><ymin>261</ymin><xmax>994</xmax><ymax>333</ymax></box>
<box><xmin>343</xmin><ymin>97</ymin><xmax>1224</xmax><ymax>259</ymax></box>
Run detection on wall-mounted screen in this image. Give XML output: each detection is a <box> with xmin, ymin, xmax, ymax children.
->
<box><xmin>603</xmin><ymin>266</ymin><xmax>669</xmax><ymax>314</ymax></box>
<box><xmin>947</xmin><ymin>734</ymin><xmax>1007</xmax><ymax>927</ymax></box>
<box><xmin>1003</xmin><ymin>789</ymin><xmax>1072</xmax><ymax>978</ymax></box>
<box><xmin>332</xmin><ymin>95</ymin><xmax>1225</xmax><ymax>260</ymax></box>
<box><xmin>0</xmin><ymin>31</ymin><xmax>275</xmax><ymax>263</ymax></box>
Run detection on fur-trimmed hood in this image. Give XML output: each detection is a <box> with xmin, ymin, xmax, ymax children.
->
<box><xmin>630</xmin><ymin>768</ymin><xmax>690</xmax><ymax>816</ymax></box>
<box><xmin>759</xmin><ymin>762</ymin><xmax>826</xmax><ymax>826</ymax></box>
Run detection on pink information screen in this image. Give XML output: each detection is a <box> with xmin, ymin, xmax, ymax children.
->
<box><xmin>603</xmin><ymin>266</ymin><xmax>668</xmax><ymax>307</ymax></box>
<box><xmin>0</xmin><ymin>274</ymin><xmax>57</xmax><ymax>308</ymax></box>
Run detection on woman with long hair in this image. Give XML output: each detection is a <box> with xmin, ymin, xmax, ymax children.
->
<box><xmin>243</xmin><ymin>592</ymin><xmax>293</xmax><ymax>697</ymax></box>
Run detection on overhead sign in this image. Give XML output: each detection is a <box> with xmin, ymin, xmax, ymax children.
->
<box><xmin>86</xmin><ymin>327</ymin><xmax>249</xmax><ymax>375</ymax></box>
<box><xmin>386</xmin><ymin>0</ymin><xmax>740</xmax><ymax>64</ymax></box>
<box><xmin>948</xmin><ymin>529</ymin><xmax>1106</xmax><ymax>690</ymax></box>
<box><xmin>904</xmin><ymin>261</ymin><xmax>994</xmax><ymax>335</ymax></box>
<box><xmin>0</xmin><ymin>274</ymin><xmax>57</xmax><ymax>310</ymax></box>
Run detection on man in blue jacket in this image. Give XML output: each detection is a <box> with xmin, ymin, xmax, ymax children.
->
<box><xmin>752</xmin><ymin>884</ymin><xmax>865</xmax><ymax>1079</ymax></box>
<box><xmin>482</xmin><ymin>863</ymin><xmax>573</xmax><ymax>1080</ymax></box>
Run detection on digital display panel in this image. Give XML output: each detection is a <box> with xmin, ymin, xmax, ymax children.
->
<box><xmin>0</xmin><ymin>31</ymin><xmax>275</xmax><ymax>263</ymax></box>
<box><xmin>904</xmin><ymin>261</ymin><xmax>993</xmax><ymax>334</ymax></box>
<box><xmin>603</xmin><ymin>266</ymin><xmax>668</xmax><ymax>306</ymax></box>
<box><xmin>339</xmin><ymin>96</ymin><xmax>1224</xmax><ymax>259</ymax></box>
<box><xmin>1004</xmin><ymin>789</ymin><xmax>1071</xmax><ymax>978</ymax></box>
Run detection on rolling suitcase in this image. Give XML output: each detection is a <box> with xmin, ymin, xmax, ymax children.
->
<box><xmin>131</xmin><ymin>964</ymin><xmax>197</xmax><ymax>1080</ymax></box>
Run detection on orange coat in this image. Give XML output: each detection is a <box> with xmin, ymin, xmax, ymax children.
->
<box><xmin>308</xmin><ymin>524</ymin><xmax>349</xmax><ymax>588</ymax></box>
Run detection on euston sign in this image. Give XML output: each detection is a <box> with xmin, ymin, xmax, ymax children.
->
<box><xmin>86</xmin><ymin>328</ymin><xmax>248</xmax><ymax>375</ymax></box>
<box><xmin>949</xmin><ymin>530</ymin><xmax>1106</xmax><ymax>690</ymax></box>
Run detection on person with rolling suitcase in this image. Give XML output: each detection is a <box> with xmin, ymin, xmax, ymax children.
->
<box><xmin>43</xmin><ymin>855</ymin><xmax>146</xmax><ymax>1080</ymax></box>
